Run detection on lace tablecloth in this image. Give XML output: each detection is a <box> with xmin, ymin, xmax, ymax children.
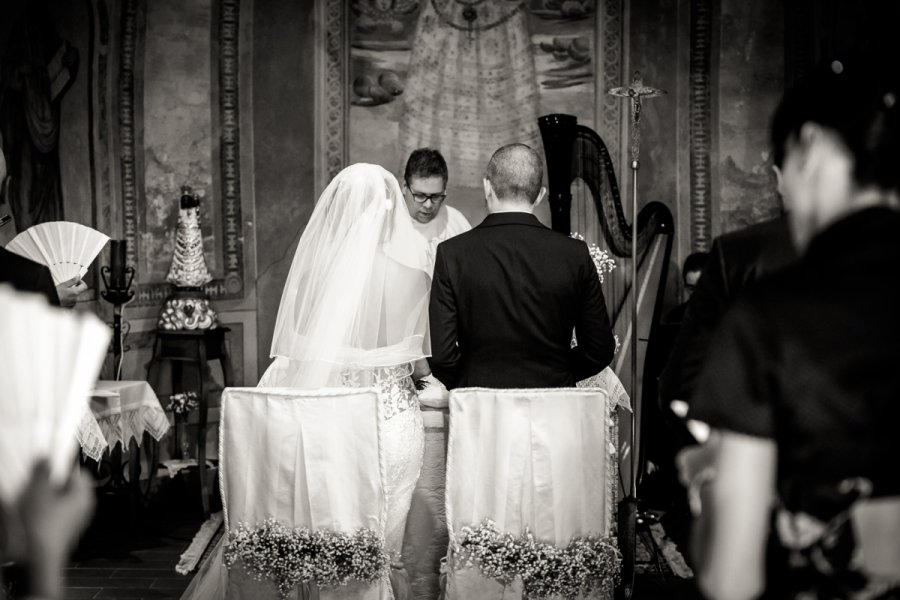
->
<box><xmin>577</xmin><ymin>366</ymin><xmax>632</xmax><ymax>411</ymax></box>
<box><xmin>76</xmin><ymin>380</ymin><xmax>171</xmax><ymax>462</ymax></box>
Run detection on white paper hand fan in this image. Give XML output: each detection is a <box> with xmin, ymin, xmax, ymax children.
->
<box><xmin>0</xmin><ymin>285</ymin><xmax>111</xmax><ymax>505</ymax></box>
<box><xmin>4</xmin><ymin>221</ymin><xmax>110</xmax><ymax>285</ymax></box>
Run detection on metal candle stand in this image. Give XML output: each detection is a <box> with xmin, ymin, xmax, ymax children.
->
<box><xmin>100</xmin><ymin>263</ymin><xmax>135</xmax><ymax>380</ymax></box>
<box><xmin>96</xmin><ymin>257</ymin><xmax>157</xmax><ymax>518</ymax></box>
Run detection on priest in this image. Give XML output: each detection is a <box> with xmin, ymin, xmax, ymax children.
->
<box><xmin>401</xmin><ymin>148</ymin><xmax>470</xmax><ymax>275</ymax></box>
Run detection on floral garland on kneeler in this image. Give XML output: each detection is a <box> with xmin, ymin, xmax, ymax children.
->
<box><xmin>224</xmin><ymin>518</ymin><xmax>390</xmax><ymax>599</ymax></box>
<box><xmin>452</xmin><ymin>519</ymin><xmax>622</xmax><ymax>599</ymax></box>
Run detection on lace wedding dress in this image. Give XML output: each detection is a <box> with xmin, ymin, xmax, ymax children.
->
<box><xmin>340</xmin><ymin>364</ymin><xmax>425</xmax><ymax>558</ymax></box>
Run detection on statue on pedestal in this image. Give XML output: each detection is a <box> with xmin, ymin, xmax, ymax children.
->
<box><xmin>157</xmin><ymin>185</ymin><xmax>218</xmax><ymax>330</ymax></box>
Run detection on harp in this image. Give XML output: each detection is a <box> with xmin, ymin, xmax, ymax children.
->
<box><xmin>538</xmin><ymin>114</ymin><xmax>674</xmax><ymax>499</ymax></box>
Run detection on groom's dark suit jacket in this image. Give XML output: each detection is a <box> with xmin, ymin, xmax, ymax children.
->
<box><xmin>428</xmin><ymin>212</ymin><xmax>615</xmax><ymax>389</ymax></box>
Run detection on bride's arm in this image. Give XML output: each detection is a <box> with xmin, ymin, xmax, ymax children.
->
<box><xmin>412</xmin><ymin>358</ymin><xmax>431</xmax><ymax>381</ymax></box>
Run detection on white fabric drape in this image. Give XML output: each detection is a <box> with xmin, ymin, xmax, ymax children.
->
<box><xmin>446</xmin><ymin>387</ymin><xmax>612</xmax><ymax>542</ymax></box>
<box><xmin>219</xmin><ymin>387</ymin><xmax>388</xmax><ymax>600</ymax></box>
<box><xmin>444</xmin><ymin>387</ymin><xmax>614</xmax><ymax>599</ymax></box>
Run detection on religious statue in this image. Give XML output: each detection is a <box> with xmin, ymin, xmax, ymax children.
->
<box><xmin>157</xmin><ymin>186</ymin><xmax>218</xmax><ymax>330</ymax></box>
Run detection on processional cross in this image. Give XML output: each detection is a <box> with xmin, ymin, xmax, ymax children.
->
<box><xmin>608</xmin><ymin>71</ymin><xmax>665</xmax><ymax>600</ymax></box>
<box><xmin>609</xmin><ymin>72</ymin><xmax>667</xmax><ymax>168</ymax></box>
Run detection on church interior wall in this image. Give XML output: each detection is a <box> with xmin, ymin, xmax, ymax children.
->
<box><xmin>713</xmin><ymin>0</ymin><xmax>784</xmax><ymax>235</ymax></box>
<box><xmin>0</xmin><ymin>0</ymin><xmax>319</xmax><ymax>394</ymax></box>
<box><xmin>250</xmin><ymin>0</ymin><xmax>317</xmax><ymax>379</ymax></box>
<box><xmin>626</xmin><ymin>0</ymin><xmax>785</xmax><ymax>303</ymax></box>
<box><xmin>4</xmin><ymin>0</ymin><xmax>886</xmax><ymax>390</ymax></box>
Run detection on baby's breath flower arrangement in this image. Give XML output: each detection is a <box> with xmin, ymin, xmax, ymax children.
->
<box><xmin>570</xmin><ymin>233</ymin><xmax>617</xmax><ymax>283</ymax></box>
<box><xmin>454</xmin><ymin>519</ymin><xmax>621</xmax><ymax>599</ymax></box>
<box><xmin>570</xmin><ymin>234</ymin><xmax>619</xmax><ymax>354</ymax></box>
<box><xmin>223</xmin><ymin>518</ymin><xmax>388</xmax><ymax>599</ymax></box>
<box><xmin>166</xmin><ymin>391</ymin><xmax>199</xmax><ymax>414</ymax></box>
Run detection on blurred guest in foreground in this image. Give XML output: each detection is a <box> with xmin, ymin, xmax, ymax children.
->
<box><xmin>682</xmin><ymin>50</ymin><xmax>900</xmax><ymax>599</ymax></box>
<box><xmin>1</xmin><ymin>462</ymin><xmax>95</xmax><ymax>600</ymax></box>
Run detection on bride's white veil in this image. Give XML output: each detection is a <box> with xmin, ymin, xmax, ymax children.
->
<box><xmin>259</xmin><ymin>163</ymin><xmax>431</xmax><ymax>388</ymax></box>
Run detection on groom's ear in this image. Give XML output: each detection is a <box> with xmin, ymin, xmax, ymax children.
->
<box><xmin>534</xmin><ymin>186</ymin><xmax>547</xmax><ymax>208</ymax></box>
<box><xmin>483</xmin><ymin>178</ymin><xmax>494</xmax><ymax>208</ymax></box>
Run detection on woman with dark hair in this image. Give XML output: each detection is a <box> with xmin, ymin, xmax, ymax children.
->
<box><xmin>681</xmin><ymin>51</ymin><xmax>900</xmax><ymax>599</ymax></box>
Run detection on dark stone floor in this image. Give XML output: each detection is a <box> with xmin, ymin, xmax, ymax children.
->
<box><xmin>5</xmin><ymin>464</ymin><xmax>698</xmax><ymax>599</ymax></box>
<box><xmin>62</xmin><ymin>469</ymin><xmax>214</xmax><ymax>600</ymax></box>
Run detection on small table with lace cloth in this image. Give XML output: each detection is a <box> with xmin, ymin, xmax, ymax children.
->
<box><xmin>76</xmin><ymin>380</ymin><xmax>170</xmax><ymax>493</ymax></box>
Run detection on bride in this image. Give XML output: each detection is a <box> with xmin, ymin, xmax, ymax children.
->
<box><xmin>185</xmin><ymin>163</ymin><xmax>430</xmax><ymax>599</ymax></box>
<box><xmin>258</xmin><ymin>162</ymin><xmax>430</xmax><ymax>560</ymax></box>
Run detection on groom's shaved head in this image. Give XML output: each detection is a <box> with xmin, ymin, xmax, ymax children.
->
<box><xmin>486</xmin><ymin>144</ymin><xmax>543</xmax><ymax>204</ymax></box>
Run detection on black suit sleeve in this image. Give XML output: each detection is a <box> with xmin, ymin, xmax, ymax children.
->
<box><xmin>34</xmin><ymin>263</ymin><xmax>60</xmax><ymax>306</ymax></box>
<box><xmin>427</xmin><ymin>244</ymin><xmax>461</xmax><ymax>389</ymax></box>
<box><xmin>0</xmin><ymin>248</ymin><xmax>60</xmax><ymax>306</ymax></box>
<box><xmin>570</xmin><ymin>246</ymin><xmax>615</xmax><ymax>381</ymax></box>
<box><xmin>659</xmin><ymin>238</ymin><xmax>729</xmax><ymax>404</ymax></box>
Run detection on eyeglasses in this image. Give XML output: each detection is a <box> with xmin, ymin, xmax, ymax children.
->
<box><xmin>405</xmin><ymin>182</ymin><xmax>447</xmax><ymax>204</ymax></box>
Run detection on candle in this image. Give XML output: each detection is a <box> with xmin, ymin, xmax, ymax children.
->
<box><xmin>110</xmin><ymin>239</ymin><xmax>126</xmax><ymax>288</ymax></box>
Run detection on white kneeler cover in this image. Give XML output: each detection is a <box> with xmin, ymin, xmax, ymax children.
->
<box><xmin>445</xmin><ymin>387</ymin><xmax>614</xmax><ymax>599</ymax></box>
<box><xmin>220</xmin><ymin>387</ymin><xmax>389</xmax><ymax>600</ymax></box>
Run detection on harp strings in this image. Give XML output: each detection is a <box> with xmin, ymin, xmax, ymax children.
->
<box><xmin>570</xmin><ymin>140</ymin><xmax>631</xmax><ymax>325</ymax></box>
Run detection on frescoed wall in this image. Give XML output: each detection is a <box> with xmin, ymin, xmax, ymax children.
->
<box><xmin>347</xmin><ymin>0</ymin><xmax>602</xmax><ymax>225</ymax></box>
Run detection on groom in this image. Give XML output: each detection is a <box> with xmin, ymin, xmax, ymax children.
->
<box><xmin>428</xmin><ymin>143</ymin><xmax>615</xmax><ymax>389</ymax></box>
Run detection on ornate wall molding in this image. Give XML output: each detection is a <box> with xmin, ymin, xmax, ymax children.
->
<box><xmin>215</xmin><ymin>0</ymin><xmax>244</xmax><ymax>297</ymax></box>
<box><xmin>688</xmin><ymin>0</ymin><xmax>712</xmax><ymax>251</ymax></box>
<box><xmin>95</xmin><ymin>0</ymin><xmax>111</xmax><ymax>210</ymax></box>
<box><xmin>119</xmin><ymin>0</ymin><xmax>245</xmax><ymax>305</ymax></box>
<box><xmin>84</xmin><ymin>0</ymin><xmax>97</xmax><ymax>233</ymax></box>
<box><xmin>596</xmin><ymin>0</ymin><xmax>623</xmax><ymax>172</ymax></box>
<box><xmin>315</xmin><ymin>0</ymin><xmax>348</xmax><ymax>193</ymax></box>
<box><xmin>118</xmin><ymin>0</ymin><xmax>140</xmax><ymax>273</ymax></box>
